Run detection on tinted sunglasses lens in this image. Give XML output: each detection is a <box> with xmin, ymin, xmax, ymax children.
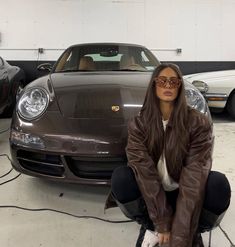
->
<box><xmin>169</xmin><ymin>77</ymin><xmax>181</xmax><ymax>88</ymax></box>
<box><xmin>155</xmin><ymin>76</ymin><xmax>181</xmax><ymax>88</ymax></box>
<box><xmin>155</xmin><ymin>77</ymin><xmax>167</xmax><ymax>87</ymax></box>
<box><xmin>170</xmin><ymin>77</ymin><xmax>178</xmax><ymax>84</ymax></box>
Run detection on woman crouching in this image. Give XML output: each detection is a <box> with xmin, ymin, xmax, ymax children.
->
<box><xmin>111</xmin><ymin>63</ymin><xmax>231</xmax><ymax>247</ymax></box>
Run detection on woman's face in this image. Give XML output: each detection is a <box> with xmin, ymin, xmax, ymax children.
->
<box><xmin>155</xmin><ymin>67</ymin><xmax>181</xmax><ymax>103</ymax></box>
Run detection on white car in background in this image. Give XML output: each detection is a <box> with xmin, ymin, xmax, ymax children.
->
<box><xmin>184</xmin><ymin>70</ymin><xmax>235</xmax><ymax>118</ymax></box>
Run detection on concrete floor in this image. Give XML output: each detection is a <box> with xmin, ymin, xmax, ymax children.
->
<box><xmin>0</xmin><ymin>112</ymin><xmax>234</xmax><ymax>247</ymax></box>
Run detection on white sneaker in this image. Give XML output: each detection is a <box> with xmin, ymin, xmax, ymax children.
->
<box><xmin>141</xmin><ymin>229</ymin><xmax>159</xmax><ymax>247</ymax></box>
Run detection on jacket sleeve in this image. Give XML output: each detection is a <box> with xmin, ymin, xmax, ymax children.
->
<box><xmin>170</xmin><ymin>114</ymin><xmax>214</xmax><ymax>247</ymax></box>
<box><xmin>126</xmin><ymin>116</ymin><xmax>173</xmax><ymax>233</ymax></box>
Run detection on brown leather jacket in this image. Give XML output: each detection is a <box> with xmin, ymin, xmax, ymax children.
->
<box><xmin>105</xmin><ymin>107</ymin><xmax>214</xmax><ymax>247</ymax></box>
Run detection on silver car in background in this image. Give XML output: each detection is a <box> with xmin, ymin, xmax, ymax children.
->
<box><xmin>184</xmin><ymin>70</ymin><xmax>235</xmax><ymax>118</ymax></box>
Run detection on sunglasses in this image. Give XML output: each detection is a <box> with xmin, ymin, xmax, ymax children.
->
<box><xmin>155</xmin><ymin>76</ymin><xmax>182</xmax><ymax>89</ymax></box>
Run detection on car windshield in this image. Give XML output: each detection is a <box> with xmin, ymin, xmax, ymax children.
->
<box><xmin>54</xmin><ymin>44</ymin><xmax>160</xmax><ymax>72</ymax></box>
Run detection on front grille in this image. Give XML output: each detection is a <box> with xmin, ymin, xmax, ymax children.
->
<box><xmin>17</xmin><ymin>150</ymin><xmax>64</xmax><ymax>177</ymax></box>
<box><xmin>66</xmin><ymin>156</ymin><xmax>127</xmax><ymax>179</ymax></box>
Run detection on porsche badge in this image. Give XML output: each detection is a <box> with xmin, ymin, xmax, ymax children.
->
<box><xmin>112</xmin><ymin>106</ymin><xmax>120</xmax><ymax>112</ymax></box>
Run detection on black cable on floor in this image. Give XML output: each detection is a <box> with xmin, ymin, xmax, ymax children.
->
<box><xmin>0</xmin><ymin>205</ymin><xmax>133</xmax><ymax>224</ymax></box>
<box><xmin>0</xmin><ymin>154</ymin><xmax>14</xmax><ymax>178</ymax></box>
<box><xmin>219</xmin><ymin>225</ymin><xmax>235</xmax><ymax>247</ymax></box>
<box><xmin>0</xmin><ymin>173</ymin><xmax>21</xmax><ymax>186</ymax></box>
<box><xmin>0</xmin><ymin>153</ymin><xmax>12</xmax><ymax>162</ymax></box>
<box><xmin>0</xmin><ymin>127</ymin><xmax>10</xmax><ymax>134</ymax></box>
<box><xmin>0</xmin><ymin>168</ymin><xmax>13</xmax><ymax>178</ymax></box>
<box><xmin>0</xmin><ymin>153</ymin><xmax>133</xmax><ymax>224</ymax></box>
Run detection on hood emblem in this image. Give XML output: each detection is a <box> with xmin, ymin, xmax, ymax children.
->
<box><xmin>112</xmin><ymin>106</ymin><xmax>120</xmax><ymax>112</ymax></box>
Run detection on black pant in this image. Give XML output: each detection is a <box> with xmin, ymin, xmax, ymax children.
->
<box><xmin>111</xmin><ymin>166</ymin><xmax>231</xmax><ymax>231</ymax></box>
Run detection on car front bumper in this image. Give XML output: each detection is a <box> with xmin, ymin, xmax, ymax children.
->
<box><xmin>10</xmin><ymin>143</ymin><xmax>127</xmax><ymax>185</ymax></box>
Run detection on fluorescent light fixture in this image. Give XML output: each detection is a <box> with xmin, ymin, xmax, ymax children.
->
<box><xmin>123</xmin><ymin>104</ymin><xmax>142</xmax><ymax>108</ymax></box>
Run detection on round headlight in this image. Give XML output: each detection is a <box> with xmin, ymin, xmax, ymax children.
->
<box><xmin>185</xmin><ymin>88</ymin><xmax>206</xmax><ymax>113</ymax></box>
<box><xmin>192</xmin><ymin>80</ymin><xmax>209</xmax><ymax>93</ymax></box>
<box><xmin>17</xmin><ymin>87</ymin><xmax>49</xmax><ymax>120</ymax></box>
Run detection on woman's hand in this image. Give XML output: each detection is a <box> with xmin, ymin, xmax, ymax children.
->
<box><xmin>158</xmin><ymin>232</ymin><xmax>170</xmax><ymax>245</ymax></box>
<box><xmin>141</xmin><ymin>230</ymin><xmax>159</xmax><ymax>247</ymax></box>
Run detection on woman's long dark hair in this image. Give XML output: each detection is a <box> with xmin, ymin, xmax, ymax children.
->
<box><xmin>141</xmin><ymin>63</ymin><xmax>189</xmax><ymax>172</ymax></box>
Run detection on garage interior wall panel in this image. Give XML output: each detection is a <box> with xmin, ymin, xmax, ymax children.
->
<box><xmin>0</xmin><ymin>0</ymin><xmax>234</xmax><ymax>62</ymax></box>
<box><xmin>220</xmin><ymin>2</ymin><xmax>235</xmax><ymax>60</ymax></box>
<box><xmin>194</xmin><ymin>1</ymin><xmax>222</xmax><ymax>61</ymax></box>
<box><xmin>144</xmin><ymin>0</ymin><xmax>198</xmax><ymax>61</ymax></box>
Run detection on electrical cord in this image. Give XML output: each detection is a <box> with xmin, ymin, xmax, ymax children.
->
<box><xmin>0</xmin><ymin>167</ymin><xmax>13</xmax><ymax>178</ymax></box>
<box><xmin>0</xmin><ymin>127</ymin><xmax>10</xmax><ymax>134</ymax></box>
<box><xmin>0</xmin><ymin>173</ymin><xmax>21</xmax><ymax>186</ymax></box>
<box><xmin>0</xmin><ymin>153</ymin><xmax>132</xmax><ymax>224</ymax></box>
<box><xmin>0</xmin><ymin>154</ymin><xmax>13</xmax><ymax>178</ymax></box>
<box><xmin>219</xmin><ymin>225</ymin><xmax>235</xmax><ymax>247</ymax></box>
<box><xmin>0</xmin><ymin>154</ymin><xmax>21</xmax><ymax>185</ymax></box>
<box><xmin>0</xmin><ymin>205</ymin><xmax>133</xmax><ymax>224</ymax></box>
<box><xmin>0</xmin><ymin>169</ymin><xmax>132</xmax><ymax>223</ymax></box>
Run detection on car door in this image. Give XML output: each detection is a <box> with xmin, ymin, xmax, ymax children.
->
<box><xmin>0</xmin><ymin>57</ymin><xmax>10</xmax><ymax>113</ymax></box>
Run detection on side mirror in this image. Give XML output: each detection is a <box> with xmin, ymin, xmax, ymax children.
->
<box><xmin>37</xmin><ymin>63</ymin><xmax>52</xmax><ymax>72</ymax></box>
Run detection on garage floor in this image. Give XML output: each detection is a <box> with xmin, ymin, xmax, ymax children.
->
<box><xmin>0</xmin><ymin>113</ymin><xmax>234</xmax><ymax>247</ymax></box>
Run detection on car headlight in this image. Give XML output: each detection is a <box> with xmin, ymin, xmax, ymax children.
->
<box><xmin>17</xmin><ymin>87</ymin><xmax>49</xmax><ymax>120</ymax></box>
<box><xmin>185</xmin><ymin>88</ymin><xmax>207</xmax><ymax>113</ymax></box>
<box><xmin>192</xmin><ymin>80</ymin><xmax>209</xmax><ymax>93</ymax></box>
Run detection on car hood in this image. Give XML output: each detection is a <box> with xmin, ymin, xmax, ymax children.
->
<box><xmin>50</xmin><ymin>72</ymin><xmax>151</xmax><ymax>119</ymax></box>
<box><xmin>184</xmin><ymin>70</ymin><xmax>235</xmax><ymax>83</ymax></box>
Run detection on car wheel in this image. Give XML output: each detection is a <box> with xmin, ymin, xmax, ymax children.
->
<box><xmin>226</xmin><ymin>92</ymin><xmax>235</xmax><ymax>118</ymax></box>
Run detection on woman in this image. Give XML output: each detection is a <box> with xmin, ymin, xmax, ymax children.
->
<box><xmin>108</xmin><ymin>64</ymin><xmax>231</xmax><ymax>247</ymax></box>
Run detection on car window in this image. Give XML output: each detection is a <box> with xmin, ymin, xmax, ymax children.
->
<box><xmin>141</xmin><ymin>51</ymin><xmax>156</xmax><ymax>71</ymax></box>
<box><xmin>54</xmin><ymin>44</ymin><xmax>160</xmax><ymax>72</ymax></box>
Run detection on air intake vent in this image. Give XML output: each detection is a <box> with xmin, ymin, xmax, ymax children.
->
<box><xmin>17</xmin><ymin>150</ymin><xmax>64</xmax><ymax>177</ymax></box>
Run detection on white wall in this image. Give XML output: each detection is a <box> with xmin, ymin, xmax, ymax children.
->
<box><xmin>0</xmin><ymin>0</ymin><xmax>234</xmax><ymax>61</ymax></box>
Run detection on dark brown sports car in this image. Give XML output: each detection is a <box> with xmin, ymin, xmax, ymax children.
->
<box><xmin>10</xmin><ymin>43</ymin><xmax>209</xmax><ymax>185</ymax></box>
<box><xmin>0</xmin><ymin>56</ymin><xmax>25</xmax><ymax>116</ymax></box>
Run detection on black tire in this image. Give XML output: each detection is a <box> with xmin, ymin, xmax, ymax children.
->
<box><xmin>226</xmin><ymin>92</ymin><xmax>235</xmax><ymax>119</ymax></box>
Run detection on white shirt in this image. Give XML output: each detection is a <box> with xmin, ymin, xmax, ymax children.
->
<box><xmin>157</xmin><ymin>119</ymin><xmax>179</xmax><ymax>191</ymax></box>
